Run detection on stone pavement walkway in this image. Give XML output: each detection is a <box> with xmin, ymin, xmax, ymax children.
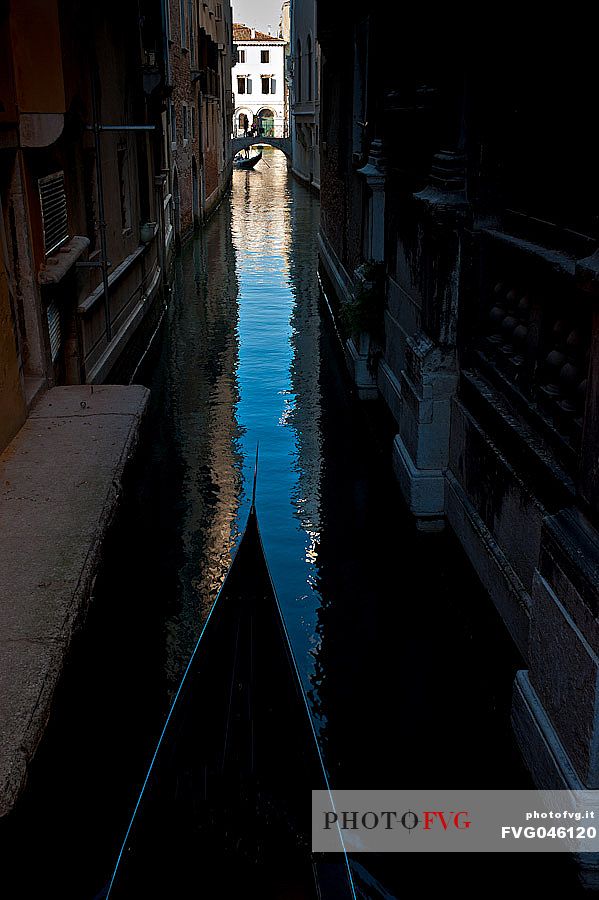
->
<box><xmin>0</xmin><ymin>385</ymin><xmax>149</xmax><ymax>817</ymax></box>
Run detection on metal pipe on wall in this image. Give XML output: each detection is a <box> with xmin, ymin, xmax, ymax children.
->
<box><xmin>90</xmin><ymin>64</ymin><xmax>112</xmax><ymax>343</ymax></box>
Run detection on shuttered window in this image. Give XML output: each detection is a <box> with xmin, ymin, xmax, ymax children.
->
<box><xmin>46</xmin><ymin>300</ymin><xmax>61</xmax><ymax>361</ymax></box>
<box><xmin>38</xmin><ymin>172</ymin><xmax>68</xmax><ymax>257</ymax></box>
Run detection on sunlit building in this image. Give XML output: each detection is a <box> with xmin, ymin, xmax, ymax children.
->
<box><xmin>232</xmin><ymin>25</ymin><xmax>287</xmax><ymax>138</ymax></box>
<box><xmin>290</xmin><ymin>0</ymin><xmax>320</xmax><ymax>191</ymax></box>
<box><xmin>167</xmin><ymin>0</ymin><xmax>234</xmax><ymax>237</ymax></box>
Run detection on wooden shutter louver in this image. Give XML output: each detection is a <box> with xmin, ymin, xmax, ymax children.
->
<box><xmin>39</xmin><ymin>172</ymin><xmax>69</xmax><ymax>257</ymax></box>
<box><xmin>46</xmin><ymin>300</ymin><xmax>61</xmax><ymax>361</ymax></box>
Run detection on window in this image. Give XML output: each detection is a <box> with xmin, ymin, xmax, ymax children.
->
<box><xmin>352</xmin><ymin>22</ymin><xmax>368</xmax><ymax>156</ymax></box>
<box><xmin>238</xmin><ymin>49</ymin><xmax>246</xmax><ymax>63</ymax></box>
<box><xmin>296</xmin><ymin>39</ymin><xmax>302</xmax><ymax>101</ymax></box>
<box><xmin>117</xmin><ymin>145</ymin><xmax>132</xmax><ymax>232</ymax></box>
<box><xmin>188</xmin><ymin>0</ymin><xmax>194</xmax><ymax>62</ymax></box>
<box><xmin>261</xmin><ymin>76</ymin><xmax>270</xmax><ymax>95</ymax></box>
<box><xmin>216</xmin><ymin>4</ymin><xmax>222</xmax><ymax>20</ymax></box>
<box><xmin>307</xmin><ymin>34</ymin><xmax>313</xmax><ymax>100</ymax></box>
<box><xmin>237</xmin><ymin>76</ymin><xmax>251</xmax><ymax>95</ymax></box>
<box><xmin>190</xmin><ymin>106</ymin><xmax>195</xmax><ymax>140</ymax></box>
<box><xmin>170</xmin><ymin>103</ymin><xmax>177</xmax><ymax>145</ymax></box>
<box><xmin>180</xmin><ymin>0</ymin><xmax>187</xmax><ymax>49</ymax></box>
<box><xmin>182</xmin><ymin>103</ymin><xmax>188</xmax><ymax>141</ymax></box>
<box><xmin>38</xmin><ymin>172</ymin><xmax>68</xmax><ymax>256</ymax></box>
<box><xmin>261</xmin><ymin>50</ymin><xmax>269</xmax><ymax>63</ymax></box>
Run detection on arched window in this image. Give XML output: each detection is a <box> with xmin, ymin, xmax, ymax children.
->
<box><xmin>296</xmin><ymin>39</ymin><xmax>302</xmax><ymax>102</ymax></box>
<box><xmin>307</xmin><ymin>34</ymin><xmax>312</xmax><ymax>101</ymax></box>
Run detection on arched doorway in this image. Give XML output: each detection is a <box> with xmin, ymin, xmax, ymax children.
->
<box><xmin>235</xmin><ymin>108</ymin><xmax>254</xmax><ymax>137</ymax></box>
<box><xmin>258</xmin><ymin>108</ymin><xmax>275</xmax><ymax>138</ymax></box>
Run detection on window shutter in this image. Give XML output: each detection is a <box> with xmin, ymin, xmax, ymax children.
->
<box><xmin>46</xmin><ymin>300</ymin><xmax>61</xmax><ymax>361</ymax></box>
<box><xmin>38</xmin><ymin>172</ymin><xmax>68</xmax><ymax>257</ymax></box>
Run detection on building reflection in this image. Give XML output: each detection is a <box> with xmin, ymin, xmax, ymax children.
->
<box><xmin>161</xmin><ymin>202</ymin><xmax>242</xmax><ymax>691</ymax></box>
<box><xmin>287</xmin><ymin>177</ymin><xmax>323</xmax><ymax>564</ymax></box>
<box><xmin>228</xmin><ymin>147</ymin><xmax>327</xmax><ymax>682</ymax></box>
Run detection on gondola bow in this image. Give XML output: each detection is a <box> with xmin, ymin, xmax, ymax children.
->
<box><xmin>105</xmin><ymin>501</ymin><xmax>356</xmax><ymax>899</ymax></box>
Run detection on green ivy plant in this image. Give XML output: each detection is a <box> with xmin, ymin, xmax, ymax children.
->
<box><xmin>339</xmin><ymin>260</ymin><xmax>386</xmax><ymax>372</ymax></box>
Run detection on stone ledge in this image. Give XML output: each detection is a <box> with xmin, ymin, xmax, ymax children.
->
<box><xmin>446</xmin><ymin>470</ymin><xmax>531</xmax><ymax>656</ymax></box>
<box><xmin>38</xmin><ymin>236</ymin><xmax>90</xmax><ymax>286</ymax></box>
<box><xmin>0</xmin><ymin>384</ymin><xmax>149</xmax><ymax>817</ymax></box>
<box><xmin>512</xmin><ymin>669</ymin><xmax>581</xmax><ymax>790</ymax></box>
<box><xmin>512</xmin><ymin>671</ymin><xmax>599</xmax><ymax>889</ymax></box>
<box><xmin>392</xmin><ymin>432</ymin><xmax>445</xmax><ymax>530</ymax></box>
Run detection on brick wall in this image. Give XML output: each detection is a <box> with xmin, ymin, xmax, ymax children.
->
<box><xmin>169</xmin><ymin>4</ymin><xmax>199</xmax><ymax>236</ymax></box>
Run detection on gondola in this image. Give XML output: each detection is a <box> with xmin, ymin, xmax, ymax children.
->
<box><xmin>234</xmin><ymin>150</ymin><xmax>263</xmax><ymax>169</ymax></box>
<box><xmin>105</xmin><ymin>462</ymin><xmax>356</xmax><ymax>899</ymax></box>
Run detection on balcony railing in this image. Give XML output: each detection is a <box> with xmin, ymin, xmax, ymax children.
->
<box><xmin>469</xmin><ymin>229</ymin><xmax>592</xmax><ymax>468</ymax></box>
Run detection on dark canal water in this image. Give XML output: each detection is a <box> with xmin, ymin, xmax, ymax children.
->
<box><xmin>2</xmin><ymin>149</ymin><xmax>583</xmax><ymax>897</ymax></box>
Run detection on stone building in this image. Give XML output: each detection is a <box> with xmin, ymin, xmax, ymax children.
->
<box><xmin>232</xmin><ymin>25</ymin><xmax>287</xmax><ymax>138</ymax></box>
<box><xmin>290</xmin><ymin>0</ymin><xmax>320</xmax><ymax>192</ymax></box>
<box><xmin>279</xmin><ymin>1</ymin><xmax>291</xmax><ymax>139</ymax></box>
<box><xmin>318</xmin><ymin>11</ymin><xmax>599</xmax><ymax>879</ymax></box>
<box><xmin>167</xmin><ymin>0</ymin><xmax>234</xmax><ymax>237</ymax></box>
<box><xmin>0</xmin><ymin>0</ymin><xmax>168</xmax><ymax>442</ymax></box>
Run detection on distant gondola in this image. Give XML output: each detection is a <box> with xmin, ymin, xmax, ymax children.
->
<box><xmin>234</xmin><ymin>150</ymin><xmax>263</xmax><ymax>169</ymax></box>
<box><xmin>105</xmin><ymin>462</ymin><xmax>356</xmax><ymax>899</ymax></box>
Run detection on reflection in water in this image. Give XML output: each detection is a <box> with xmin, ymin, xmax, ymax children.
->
<box><xmin>154</xmin><ymin>146</ymin><xmax>326</xmax><ymax>702</ymax></box>
<box><xmin>159</xmin><ymin>205</ymin><xmax>243</xmax><ymax>690</ymax></box>
<box><xmin>230</xmin><ymin>149</ymin><xmax>324</xmax><ymax>693</ymax></box>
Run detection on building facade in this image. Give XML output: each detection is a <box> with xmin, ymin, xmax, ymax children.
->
<box><xmin>317</xmin><ymin>11</ymin><xmax>599</xmax><ymax>880</ymax></box>
<box><xmin>232</xmin><ymin>25</ymin><xmax>287</xmax><ymax>139</ymax></box>
<box><xmin>278</xmin><ymin>1</ymin><xmax>291</xmax><ymax>140</ymax></box>
<box><xmin>0</xmin><ymin>0</ymin><xmax>168</xmax><ymax>439</ymax></box>
<box><xmin>290</xmin><ymin>0</ymin><xmax>320</xmax><ymax>191</ymax></box>
<box><xmin>167</xmin><ymin>0</ymin><xmax>234</xmax><ymax>237</ymax></box>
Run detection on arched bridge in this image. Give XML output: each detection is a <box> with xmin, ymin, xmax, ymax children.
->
<box><xmin>232</xmin><ymin>136</ymin><xmax>291</xmax><ymax>159</ymax></box>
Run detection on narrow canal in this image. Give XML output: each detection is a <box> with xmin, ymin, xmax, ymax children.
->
<box><xmin>3</xmin><ymin>149</ymin><xmax>583</xmax><ymax>898</ymax></box>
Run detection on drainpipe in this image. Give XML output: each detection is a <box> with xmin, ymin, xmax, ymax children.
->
<box><xmin>161</xmin><ymin>0</ymin><xmax>172</xmax><ymax>88</ymax></box>
<box><xmin>90</xmin><ymin>65</ymin><xmax>112</xmax><ymax>342</ymax></box>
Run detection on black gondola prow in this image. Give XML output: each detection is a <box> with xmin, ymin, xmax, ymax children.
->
<box><xmin>251</xmin><ymin>443</ymin><xmax>259</xmax><ymax>512</ymax></box>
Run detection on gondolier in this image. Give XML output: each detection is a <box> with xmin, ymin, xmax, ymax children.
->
<box><xmin>234</xmin><ymin>149</ymin><xmax>263</xmax><ymax>170</ymax></box>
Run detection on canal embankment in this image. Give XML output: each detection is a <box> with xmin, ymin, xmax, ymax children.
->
<box><xmin>0</xmin><ymin>384</ymin><xmax>148</xmax><ymax>818</ymax></box>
